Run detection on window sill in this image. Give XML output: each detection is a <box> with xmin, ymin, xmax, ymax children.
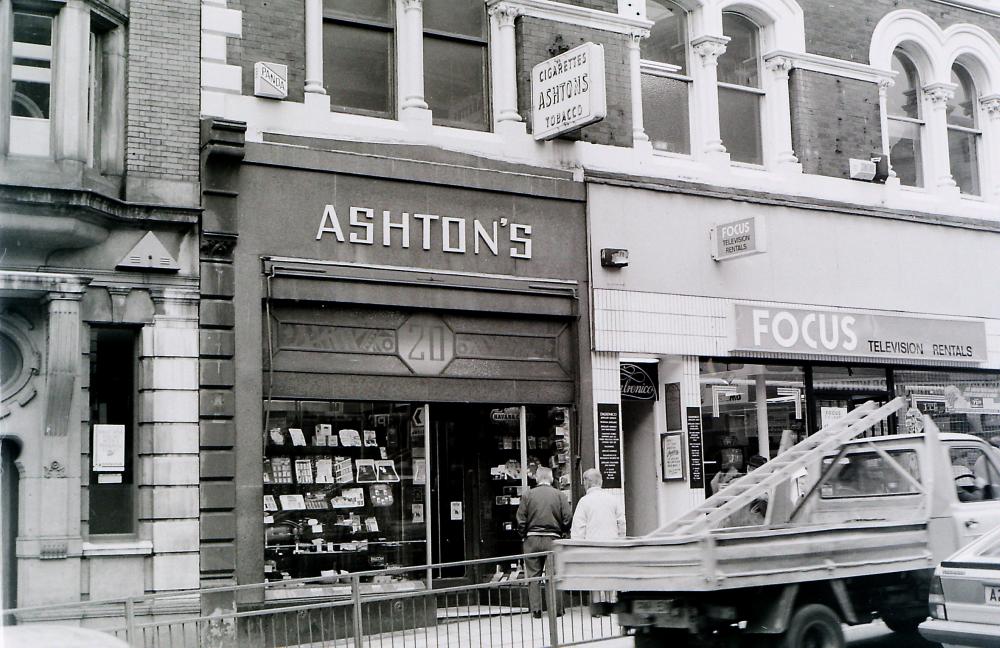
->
<box><xmin>82</xmin><ymin>539</ymin><xmax>153</xmax><ymax>557</ymax></box>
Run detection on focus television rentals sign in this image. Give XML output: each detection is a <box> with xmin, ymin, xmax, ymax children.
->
<box><xmin>732</xmin><ymin>304</ymin><xmax>987</xmax><ymax>363</ymax></box>
<box><xmin>532</xmin><ymin>42</ymin><xmax>607</xmax><ymax>140</ymax></box>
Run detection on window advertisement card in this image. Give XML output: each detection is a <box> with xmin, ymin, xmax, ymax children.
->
<box><xmin>315</xmin><ymin>457</ymin><xmax>334</xmax><ymax>483</ymax></box>
<box><xmin>278</xmin><ymin>494</ymin><xmax>306</xmax><ymax>510</ymax></box>
<box><xmin>92</xmin><ymin>424</ymin><xmax>126</xmax><ymax>472</ymax></box>
<box><xmin>374</xmin><ymin>459</ymin><xmax>399</xmax><ymax>482</ymax></box>
<box><xmin>334</xmin><ymin>457</ymin><xmax>354</xmax><ymax>483</ymax></box>
<box><xmin>413</xmin><ymin>458</ymin><xmax>427</xmax><ymax>485</ymax></box>
<box><xmin>356</xmin><ymin>459</ymin><xmax>378</xmax><ymax>483</ymax></box>
<box><xmin>339</xmin><ymin>429</ymin><xmax>362</xmax><ymax>447</ymax></box>
<box><xmin>411</xmin><ymin>503</ymin><xmax>424</xmax><ymax>523</ymax></box>
<box><xmin>331</xmin><ymin>488</ymin><xmax>365</xmax><ymax>508</ymax></box>
<box><xmin>288</xmin><ymin>428</ymin><xmax>307</xmax><ymax>446</ymax></box>
<box><xmin>363</xmin><ymin>430</ymin><xmax>378</xmax><ymax>447</ymax></box>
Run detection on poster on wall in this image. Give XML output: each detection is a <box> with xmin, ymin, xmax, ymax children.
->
<box><xmin>685</xmin><ymin>407</ymin><xmax>704</xmax><ymax>489</ymax></box>
<box><xmin>596</xmin><ymin>403</ymin><xmax>623</xmax><ymax>489</ymax></box>
<box><xmin>665</xmin><ymin>383</ymin><xmax>682</xmax><ymax>431</ymax></box>
<box><xmin>660</xmin><ymin>433</ymin><xmax>684</xmax><ymax>481</ymax></box>
<box><xmin>92</xmin><ymin>424</ymin><xmax>126</xmax><ymax>472</ymax></box>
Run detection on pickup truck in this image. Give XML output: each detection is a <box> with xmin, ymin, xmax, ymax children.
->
<box><xmin>555</xmin><ymin>398</ymin><xmax>1000</xmax><ymax>647</ymax></box>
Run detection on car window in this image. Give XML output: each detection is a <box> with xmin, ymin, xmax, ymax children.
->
<box><xmin>950</xmin><ymin>446</ymin><xmax>1000</xmax><ymax>503</ymax></box>
<box><xmin>820</xmin><ymin>450</ymin><xmax>921</xmax><ymax>499</ymax></box>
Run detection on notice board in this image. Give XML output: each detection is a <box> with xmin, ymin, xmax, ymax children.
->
<box><xmin>596</xmin><ymin>403</ymin><xmax>622</xmax><ymax>488</ymax></box>
<box><xmin>686</xmin><ymin>407</ymin><xmax>704</xmax><ymax>489</ymax></box>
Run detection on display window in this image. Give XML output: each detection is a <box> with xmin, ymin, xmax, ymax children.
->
<box><xmin>263</xmin><ymin>400</ymin><xmax>427</xmax><ymax>589</ymax></box>
<box><xmin>894</xmin><ymin>370</ymin><xmax>1000</xmax><ymax>442</ymax></box>
<box><xmin>699</xmin><ymin>361</ymin><xmax>807</xmax><ymax>495</ymax></box>
<box><xmin>263</xmin><ymin>400</ymin><xmax>572</xmax><ymax>589</ymax></box>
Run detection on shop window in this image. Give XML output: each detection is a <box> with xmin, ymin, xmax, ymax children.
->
<box><xmin>811</xmin><ymin>366</ymin><xmax>891</xmax><ymax>436</ymax></box>
<box><xmin>894</xmin><ymin>369</ymin><xmax>1000</xmax><ymax>441</ymax></box>
<box><xmin>949</xmin><ymin>446</ymin><xmax>1000</xmax><ymax>503</ymax></box>
<box><xmin>947</xmin><ymin>64</ymin><xmax>981</xmax><ymax>196</ymax></box>
<box><xmin>9</xmin><ymin>10</ymin><xmax>52</xmax><ymax>157</ymax></box>
<box><xmin>819</xmin><ymin>450</ymin><xmax>921</xmax><ymax>499</ymax></box>
<box><xmin>263</xmin><ymin>400</ymin><xmax>426</xmax><ymax>588</ymax></box>
<box><xmin>717</xmin><ymin>13</ymin><xmax>762</xmax><ymax>165</ymax></box>
<box><xmin>423</xmin><ymin>1</ymin><xmax>488</xmax><ymax>131</ymax></box>
<box><xmin>641</xmin><ymin>0</ymin><xmax>690</xmax><ymax>154</ymax></box>
<box><xmin>699</xmin><ymin>361</ymin><xmax>807</xmax><ymax>496</ymax></box>
<box><xmin>323</xmin><ymin>0</ymin><xmax>394</xmax><ymax>118</ymax></box>
<box><xmin>886</xmin><ymin>50</ymin><xmax>924</xmax><ymax>187</ymax></box>
<box><xmin>87</xmin><ymin>328</ymin><xmax>137</xmax><ymax>536</ymax></box>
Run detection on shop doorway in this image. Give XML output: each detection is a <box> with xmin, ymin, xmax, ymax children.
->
<box><xmin>811</xmin><ymin>366</ymin><xmax>892</xmax><ymax>436</ymax></box>
<box><xmin>1</xmin><ymin>439</ymin><xmax>19</xmax><ymax>613</ymax></box>
<box><xmin>622</xmin><ymin>400</ymin><xmax>657</xmax><ymax>535</ymax></box>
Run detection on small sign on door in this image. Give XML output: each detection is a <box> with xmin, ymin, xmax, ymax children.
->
<box><xmin>450</xmin><ymin>501</ymin><xmax>463</xmax><ymax>521</ymax></box>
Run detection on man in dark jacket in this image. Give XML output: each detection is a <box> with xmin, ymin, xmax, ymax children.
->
<box><xmin>516</xmin><ymin>466</ymin><xmax>572</xmax><ymax>617</ymax></box>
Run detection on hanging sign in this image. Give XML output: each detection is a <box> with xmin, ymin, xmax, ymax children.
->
<box><xmin>532</xmin><ymin>42</ymin><xmax>607</xmax><ymax>140</ymax></box>
<box><xmin>710</xmin><ymin>216</ymin><xmax>766</xmax><ymax>261</ymax></box>
<box><xmin>596</xmin><ymin>403</ymin><xmax>622</xmax><ymax>488</ymax></box>
<box><xmin>732</xmin><ymin>304</ymin><xmax>987</xmax><ymax>363</ymax></box>
<box><xmin>620</xmin><ymin>362</ymin><xmax>658</xmax><ymax>401</ymax></box>
<box><xmin>686</xmin><ymin>408</ymin><xmax>704</xmax><ymax>489</ymax></box>
<box><xmin>92</xmin><ymin>424</ymin><xmax>126</xmax><ymax>472</ymax></box>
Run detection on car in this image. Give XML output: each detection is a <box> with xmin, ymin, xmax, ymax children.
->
<box><xmin>0</xmin><ymin>625</ymin><xmax>131</xmax><ymax>648</ymax></box>
<box><xmin>919</xmin><ymin>521</ymin><xmax>1000</xmax><ymax>647</ymax></box>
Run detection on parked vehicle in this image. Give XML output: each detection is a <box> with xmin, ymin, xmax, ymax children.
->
<box><xmin>556</xmin><ymin>398</ymin><xmax>1000</xmax><ymax>647</ymax></box>
<box><xmin>919</xmin><ymin>521</ymin><xmax>1000</xmax><ymax>647</ymax></box>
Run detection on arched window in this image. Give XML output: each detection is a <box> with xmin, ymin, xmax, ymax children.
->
<box><xmin>947</xmin><ymin>64</ymin><xmax>980</xmax><ymax>196</ymax></box>
<box><xmin>641</xmin><ymin>0</ymin><xmax>690</xmax><ymax>154</ymax></box>
<box><xmin>886</xmin><ymin>50</ymin><xmax>923</xmax><ymax>187</ymax></box>
<box><xmin>718</xmin><ymin>13</ymin><xmax>762</xmax><ymax>165</ymax></box>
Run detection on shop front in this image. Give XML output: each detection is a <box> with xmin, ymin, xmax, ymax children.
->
<box><xmin>585</xmin><ymin>176</ymin><xmax>1000</xmax><ymax>529</ymax></box>
<box><xmin>216</xmin><ymin>137</ymin><xmax>590</xmax><ymax>596</ymax></box>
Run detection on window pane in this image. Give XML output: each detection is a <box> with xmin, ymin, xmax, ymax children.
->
<box><xmin>719</xmin><ymin>86</ymin><xmax>761</xmax><ymax>164</ymax></box>
<box><xmin>11</xmin><ymin>80</ymin><xmax>50</xmax><ymax>118</ymax></box>
<box><xmin>424</xmin><ymin>0</ymin><xmax>485</xmax><ymax>38</ymax></box>
<box><xmin>893</xmin><ymin>369</ymin><xmax>1000</xmax><ymax>438</ymax></box>
<box><xmin>888</xmin><ymin>119</ymin><xmax>923</xmax><ymax>187</ymax></box>
<box><xmin>888</xmin><ymin>51</ymin><xmax>920</xmax><ymax>119</ymax></box>
<box><xmin>642</xmin><ymin>73</ymin><xmax>689</xmax><ymax>154</ymax></box>
<box><xmin>819</xmin><ymin>451</ymin><xmax>921</xmax><ymax>498</ymax></box>
<box><xmin>425</xmin><ymin>37</ymin><xmax>488</xmax><ymax>131</ymax></box>
<box><xmin>948</xmin><ymin>64</ymin><xmax>977</xmax><ymax>129</ymax></box>
<box><xmin>322</xmin><ymin>0</ymin><xmax>390</xmax><ymax>23</ymax></box>
<box><xmin>643</xmin><ymin>0</ymin><xmax>687</xmax><ymax>73</ymax></box>
<box><xmin>949</xmin><ymin>128</ymin><xmax>980</xmax><ymax>195</ymax></box>
<box><xmin>719</xmin><ymin>13</ymin><xmax>758</xmax><ymax>88</ymax></box>
<box><xmin>13</xmin><ymin>12</ymin><xmax>52</xmax><ymax>46</ymax></box>
<box><xmin>324</xmin><ymin>23</ymin><xmax>392</xmax><ymax>116</ymax></box>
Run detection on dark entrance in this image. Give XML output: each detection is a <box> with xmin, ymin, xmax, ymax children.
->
<box><xmin>1</xmin><ymin>439</ymin><xmax>20</xmax><ymax>613</ymax></box>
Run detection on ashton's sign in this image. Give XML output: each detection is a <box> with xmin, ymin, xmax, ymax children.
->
<box><xmin>532</xmin><ymin>42</ymin><xmax>607</xmax><ymax>140</ymax></box>
<box><xmin>732</xmin><ymin>305</ymin><xmax>987</xmax><ymax>363</ymax></box>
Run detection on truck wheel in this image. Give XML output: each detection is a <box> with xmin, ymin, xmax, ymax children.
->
<box><xmin>634</xmin><ymin>628</ymin><xmax>692</xmax><ymax>647</ymax></box>
<box><xmin>779</xmin><ymin>604</ymin><xmax>844</xmax><ymax>648</ymax></box>
<box><xmin>881</xmin><ymin>614</ymin><xmax>923</xmax><ymax>635</ymax></box>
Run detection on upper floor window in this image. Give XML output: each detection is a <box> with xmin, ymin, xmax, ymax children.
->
<box><xmin>10</xmin><ymin>10</ymin><xmax>52</xmax><ymax>157</ymax></box>
<box><xmin>323</xmin><ymin>0</ymin><xmax>395</xmax><ymax>118</ymax></box>
<box><xmin>423</xmin><ymin>1</ymin><xmax>488</xmax><ymax>131</ymax></box>
<box><xmin>947</xmin><ymin>64</ymin><xmax>980</xmax><ymax>196</ymax></box>
<box><xmin>886</xmin><ymin>50</ymin><xmax>923</xmax><ymax>188</ymax></box>
<box><xmin>718</xmin><ymin>13</ymin><xmax>762</xmax><ymax>165</ymax></box>
<box><xmin>641</xmin><ymin>0</ymin><xmax>690</xmax><ymax>154</ymax></box>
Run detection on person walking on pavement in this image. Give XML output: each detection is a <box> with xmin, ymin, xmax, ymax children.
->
<box><xmin>516</xmin><ymin>466</ymin><xmax>572</xmax><ymax>618</ymax></box>
<box><xmin>570</xmin><ymin>468</ymin><xmax>625</xmax><ymax>614</ymax></box>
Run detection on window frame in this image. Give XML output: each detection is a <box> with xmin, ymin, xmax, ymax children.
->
<box><xmin>886</xmin><ymin>49</ymin><xmax>926</xmax><ymax>188</ymax></box>
<box><xmin>322</xmin><ymin>3</ymin><xmax>397</xmax><ymax>119</ymax></box>
<box><xmin>640</xmin><ymin>0</ymin><xmax>693</xmax><ymax>156</ymax></box>
<box><xmin>717</xmin><ymin>11</ymin><xmax>764</xmax><ymax>167</ymax></box>
<box><xmin>422</xmin><ymin>6</ymin><xmax>490</xmax><ymax>131</ymax></box>
<box><xmin>946</xmin><ymin>63</ymin><xmax>983</xmax><ymax>197</ymax></box>
<box><xmin>9</xmin><ymin>8</ymin><xmax>54</xmax><ymax>157</ymax></box>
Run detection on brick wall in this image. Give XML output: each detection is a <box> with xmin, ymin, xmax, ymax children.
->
<box><xmin>789</xmin><ymin>70</ymin><xmax>882</xmax><ymax>179</ymax></box>
<box><xmin>228</xmin><ymin>0</ymin><xmax>306</xmax><ymax>103</ymax></box>
<box><xmin>126</xmin><ymin>0</ymin><xmax>200</xmax><ymax>182</ymax></box>
<box><xmin>517</xmin><ymin>17</ymin><xmax>632</xmax><ymax>146</ymax></box>
<box><xmin>801</xmin><ymin>0</ymin><xmax>1000</xmax><ymax>62</ymax></box>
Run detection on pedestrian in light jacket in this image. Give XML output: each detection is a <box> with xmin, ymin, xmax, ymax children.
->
<box><xmin>570</xmin><ymin>468</ymin><xmax>625</xmax><ymax>613</ymax></box>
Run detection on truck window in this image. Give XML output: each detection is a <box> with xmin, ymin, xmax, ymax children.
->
<box><xmin>820</xmin><ymin>450</ymin><xmax>921</xmax><ymax>499</ymax></box>
<box><xmin>949</xmin><ymin>446</ymin><xmax>1000</xmax><ymax>503</ymax></box>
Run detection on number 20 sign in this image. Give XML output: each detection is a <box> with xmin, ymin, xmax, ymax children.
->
<box><xmin>396</xmin><ymin>314</ymin><xmax>456</xmax><ymax>375</ymax></box>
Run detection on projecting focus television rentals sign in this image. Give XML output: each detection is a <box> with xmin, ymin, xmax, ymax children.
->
<box><xmin>731</xmin><ymin>304</ymin><xmax>988</xmax><ymax>363</ymax></box>
<box><xmin>532</xmin><ymin>42</ymin><xmax>607</xmax><ymax>140</ymax></box>
<box><xmin>710</xmin><ymin>216</ymin><xmax>766</xmax><ymax>261</ymax></box>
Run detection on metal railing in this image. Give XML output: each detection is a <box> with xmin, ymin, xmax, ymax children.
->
<box><xmin>3</xmin><ymin>552</ymin><xmax>624</xmax><ymax>648</ymax></box>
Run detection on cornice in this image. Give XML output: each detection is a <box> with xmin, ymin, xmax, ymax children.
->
<box><xmin>765</xmin><ymin>50</ymin><xmax>896</xmax><ymax>85</ymax></box>
<box><xmin>485</xmin><ymin>0</ymin><xmax>652</xmax><ymax>37</ymax></box>
<box><xmin>0</xmin><ymin>184</ymin><xmax>201</xmax><ymax>226</ymax></box>
<box><xmin>928</xmin><ymin>0</ymin><xmax>1000</xmax><ymax>18</ymax></box>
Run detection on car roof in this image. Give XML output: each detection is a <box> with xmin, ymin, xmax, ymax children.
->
<box><xmin>842</xmin><ymin>432</ymin><xmax>985</xmax><ymax>446</ymax></box>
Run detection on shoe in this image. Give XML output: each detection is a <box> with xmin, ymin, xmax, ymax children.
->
<box><xmin>532</xmin><ymin>611</ymin><xmax>542</xmax><ymax>619</ymax></box>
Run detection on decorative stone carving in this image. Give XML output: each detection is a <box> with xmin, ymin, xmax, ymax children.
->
<box><xmin>980</xmin><ymin>95</ymin><xmax>1000</xmax><ymax>117</ymax></box>
<box><xmin>40</xmin><ymin>542</ymin><xmax>68</xmax><ymax>560</ymax></box>
<box><xmin>43</xmin><ymin>460</ymin><xmax>66</xmax><ymax>478</ymax></box>
<box><xmin>923</xmin><ymin>83</ymin><xmax>955</xmax><ymax>106</ymax></box>
<box><xmin>692</xmin><ymin>36</ymin><xmax>728</xmax><ymax>66</ymax></box>
<box><xmin>200</xmin><ymin>234</ymin><xmax>238</xmax><ymax>260</ymax></box>
<box><xmin>488</xmin><ymin>2</ymin><xmax>519</xmax><ymax>27</ymax></box>
<box><xmin>764</xmin><ymin>56</ymin><xmax>793</xmax><ymax>76</ymax></box>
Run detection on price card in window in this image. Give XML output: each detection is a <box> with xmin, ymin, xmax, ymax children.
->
<box><xmin>93</xmin><ymin>424</ymin><xmax>126</xmax><ymax>472</ymax></box>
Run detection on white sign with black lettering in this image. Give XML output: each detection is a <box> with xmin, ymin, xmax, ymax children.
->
<box><xmin>710</xmin><ymin>216</ymin><xmax>766</xmax><ymax>261</ymax></box>
<box><xmin>532</xmin><ymin>42</ymin><xmax>607</xmax><ymax>140</ymax></box>
<box><xmin>254</xmin><ymin>62</ymin><xmax>288</xmax><ymax>99</ymax></box>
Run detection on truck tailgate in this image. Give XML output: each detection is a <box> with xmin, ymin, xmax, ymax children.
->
<box><xmin>555</xmin><ymin>521</ymin><xmax>934</xmax><ymax>592</ymax></box>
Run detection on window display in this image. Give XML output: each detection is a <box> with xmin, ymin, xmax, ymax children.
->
<box><xmin>895</xmin><ymin>370</ymin><xmax>1000</xmax><ymax>442</ymax></box>
<box><xmin>262</xmin><ymin>400</ymin><xmax>426</xmax><ymax>588</ymax></box>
